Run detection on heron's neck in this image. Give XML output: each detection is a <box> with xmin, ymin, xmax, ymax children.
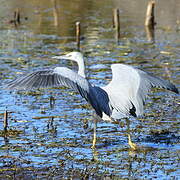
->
<box><xmin>77</xmin><ymin>57</ymin><xmax>86</xmax><ymax>78</ymax></box>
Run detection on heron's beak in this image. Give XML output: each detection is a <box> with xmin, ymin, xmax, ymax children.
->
<box><xmin>52</xmin><ymin>55</ymin><xmax>68</xmax><ymax>60</ymax></box>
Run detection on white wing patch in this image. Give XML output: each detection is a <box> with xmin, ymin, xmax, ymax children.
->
<box><xmin>103</xmin><ymin>64</ymin><xmax>143</xmax><ymax>118</ymax></box>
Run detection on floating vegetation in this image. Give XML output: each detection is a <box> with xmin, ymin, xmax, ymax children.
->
<box><xmin>160</xmin><ymin>51</ymin><xmax>173</xmax><ymax>55</ymax></box>
<box><xmin>150</xmin><ymin>129</ymin><xmax>172</xmax><ymax>135</ymax></box>
<box><xmin>17</xmin><ymin>90</ymin><xmax>43</xmax><ymax>96</ymax></box>
<box><xmin>0</xmin><ymin>128</ymin><xmax>23</xmax><ymax>137</ymax></box>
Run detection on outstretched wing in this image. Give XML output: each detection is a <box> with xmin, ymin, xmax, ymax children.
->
<box><xmin>6</xmin><ymin>67</ymin><xmax>88</xmax><ymax>90</ymax></box>
<box><xmin>136</xmin><ymin>68</ymin><xmax>178</xmax><ymax>114</ymax></box>
<box><xmin>5</xmin><ymin>67</ymin><xmax>111</xmax><ymax>118</ymax></box>
<box><xmin>103</xmin><ymin>64</ymin><xmax>178</xmax><ymax>119</ymax></box>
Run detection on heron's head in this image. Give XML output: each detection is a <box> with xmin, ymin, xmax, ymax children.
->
<box><xmin>52</xmin><ymin>51</ymin><xmax>83</xmax><ymax>63</ymax></box>
<box><xmin>52</xmin><ymin>51</ymin><xmax>86</xmax><ymax>78</ymax></box>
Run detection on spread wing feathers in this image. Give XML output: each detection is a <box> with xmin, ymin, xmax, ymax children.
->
<box><xmin>6</xmin><ymin>67</ymin><xmax>111</xmax><ymax>118</ymax></box>
<box><xmin>137</xmin><ymin>69</ymin><xmax>179</xmax><ymax>94</ymax></box>
<box><xmin>103</xmin><ymin>64</ymin><xmax>141</xmax><ymax>118</ymax></box>
<box><xmin>104</xmin><ymin>64</ymin><xmax>178</xmax><ymax>119</ymax></box>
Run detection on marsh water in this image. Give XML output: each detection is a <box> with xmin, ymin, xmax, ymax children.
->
<box><xmin>0</xmin><ymin>0</ymin><xmax>179</xmax><ymax>179</ymax></box>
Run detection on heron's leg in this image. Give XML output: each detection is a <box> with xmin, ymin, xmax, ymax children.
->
<box><xmin>82</xmin><ymin>119</ymin><xmax>88</xmax><ymax>130</ymax></box>
<box><xmin>125</xmin><ymin>118</ymin><xmax>138</xmax><ymax>150</ymax></box>
<box><xmin>91</xmin><ymin>118</ymin><xmax>97</xmax><ymax>149</ymax></box>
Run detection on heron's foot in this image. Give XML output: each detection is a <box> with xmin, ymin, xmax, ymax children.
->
<box><xmin>128</xmin><ymin>134</ymin><xmax>138</xmax><ymax>151</ymax></box>
<box><xmin>128</xmin><ymin>140</ymin><xmax>138</xmax><ymax>150</ymax></box>
<box><xmin>91</xmin><ymin>137</ymin><xmax>96</xmax><ymax>149</ymax></box>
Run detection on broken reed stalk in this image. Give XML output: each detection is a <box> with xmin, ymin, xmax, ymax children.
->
<box><xmin>76</xmin><ymin>22</ymin><xmax>81</xmax><ymax>51</ymax></box>
<box><xmin>4</xmin><ymin>110</ymin><xmax>8</xmax><ymax>132</ymax></box>
<box><xmin>52</xmin><ymin>0</ymin><xmax>58</xmax><ymax>26</ymax></box>
<box><xmin>14</xmin><ymin>8</ymin><xmax>21</xmax><ymax>25</ymax></box>
<box><xmin>16</xmin><ymin>9</ymin><xmax>20</xmax><ymax>24</ymax></box>
<box><xmin>113</xmin><ymin>8</ymin><xmax>120</xmax><ymax>43</ymax></box>
<box><xmin>50</xmin><ymin>117</ymin><xmax>54</xmax><ymax>126</ymax></box>
<box><xmin>145</xmin><ymin>0</ymin><xmax>155</xmax><ymax>42</ymax></box>
<box><xmin>145</xmin><ymin>0</ymin><xmax>155</xmax><ymax>27</ymax></box>
<box><xmin>50</xmin><ymin>96</ymin><xmax>55</xmax><ymax>108</ymax></box>
<box><xmin>145</xmin><ymin>25</ymin><xmax>155</xmax><ymax>42</ymax></box>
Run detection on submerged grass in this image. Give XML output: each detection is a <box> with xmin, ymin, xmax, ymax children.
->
<box><xmin>0</xmin><ymin>129</ymin><xmax>23</xmax><ymax>137</ymax></box>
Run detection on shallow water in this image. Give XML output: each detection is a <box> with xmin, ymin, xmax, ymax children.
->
<box><xmin>0</xmin><ymin>0</ymin><xmax>179</xmax><ymax>179</ymax></box>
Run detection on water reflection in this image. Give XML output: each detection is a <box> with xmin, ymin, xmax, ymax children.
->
<box><xmin>0</xmin><ymin>0</ymin><xmax>179</xmax><ymax>179</ymax></box>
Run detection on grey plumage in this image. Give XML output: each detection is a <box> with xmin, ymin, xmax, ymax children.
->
<box><xmin>6</xmin><ymin>67</ymin><xmax>111</xmax><ymax>118</ymax></box>
<box><xmin>6</xmin><ymin>54</ymin><xmax>179</xmax><ymax>121</ymax></box>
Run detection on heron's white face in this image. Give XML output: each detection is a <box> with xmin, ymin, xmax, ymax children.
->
<box><xmin>52</xmin><ymin>52</ymin><xmax>83</xmax><ymax>63</ymax></box>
